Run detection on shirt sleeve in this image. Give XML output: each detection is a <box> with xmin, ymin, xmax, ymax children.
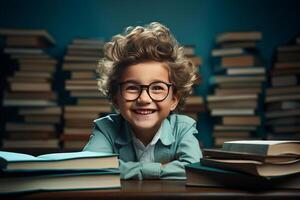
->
<box><xmin>83</xmin><ymin>125</ymin><xmax>114</xmax><ymax>153</ymax></box>
<box><xmin>160</xmin><ymin>127</ymin><xmax>202</xmax><ymax>179</ymax></box>
<box><xmin>119</xmin><ymin>160</ymin><xmax>161</xmax><ymax>180</ymax></box>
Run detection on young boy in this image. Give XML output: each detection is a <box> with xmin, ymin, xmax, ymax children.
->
<box><xmin>83</xmin><ymin>22</ymin><xmax>202</xmax><ymax>180</ymax></box>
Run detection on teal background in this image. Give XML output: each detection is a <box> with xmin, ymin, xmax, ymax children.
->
<box><xmin>0</xmin><ymin>0</ymin><xmax>300</xmax><ymax>147</ymax></box>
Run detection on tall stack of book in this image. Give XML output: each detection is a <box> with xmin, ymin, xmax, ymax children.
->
<box><xmin>62</xmin><ymin>38</ymin><xmax>113</xmax><ymax>151</ymax></box>
<box><xmin>265</xmin><ymin>34</ymin><xmax>300</xmax><ymax>140</ymax></box>
<box><xmin>0</xmin><ymin>150</ymin><xmax>120</xmax><ymax>194</ymax></box>
<box><xmin>186</xmin><ymin>140</ymin><xmax>300</xmax><ymax>189</ymax></box>
<box><xmin>0</xmin><ymin>28</ymin><xmax>61</xmax><ymax>153</ymax></box>
<box><xmin>182</xmin><ymin>45</ymin><xmax>205</xmax><ymax>120</ymax></box>
<box><xmin>207</xmin><ymin>31</ymin><xmax>266</xmax><ymax>147</ymax></box>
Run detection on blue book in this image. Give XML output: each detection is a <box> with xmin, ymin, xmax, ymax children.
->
<box><xmin>0</xmin><ymin>151</ymin><xmax>118</xmax><ymax>171</ymax></box>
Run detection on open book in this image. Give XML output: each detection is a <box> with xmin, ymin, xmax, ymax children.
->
<box><xmin>0</xmin><ymin>151</ymin><xmax>118</xmax><ymax>171</ymax></box>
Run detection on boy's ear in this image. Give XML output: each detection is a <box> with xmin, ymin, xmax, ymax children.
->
<box><xmin>170</xmin><ymin>94</ymin><xmax>180</xmax><ymax>111</ymax></box>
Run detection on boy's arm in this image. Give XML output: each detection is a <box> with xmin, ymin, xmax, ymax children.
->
<box><xmin>84</xmin><ymin>120</ymin><xmax>202</xmax><ymax>180</ymax></box>
<box><xmin>83</xmin><ymin>126</ymin><xmax>114</xmax><ymax>153</ymax></box>
<box><xmin>84</xmin><ymin>127</ymin><xmax>160</xmax><ymax>179</ymax></box>
<box><xmin>160</xmin><ymin>129</ymin><xmax>202</xmax><ymax>179</ymax></box>
<box><xmin>83</xmin><ymin>128</ymin><xmax>154</xmax><ymax>180</ymax></box>
<box><xmin>120</xmin><ymin>128</ymin><xmax>202</xmax><ymax>180</ymax></box>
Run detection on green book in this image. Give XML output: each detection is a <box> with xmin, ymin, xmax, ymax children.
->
<box><xmin>222</xmin><ymin>140</ymin><xmax>300</xmax><ymax>156</ymax></box>
<box><xmin>0</xmin><ymin>169</ymin><xmax>120</xmax><ymax>194</ymax></box>
<box><xmin>185</xmin><ymin>162</ymin><xmax>300</xmax><ymax>189</ymax></box>
<box><xmin>0</xmin><ymin>151</ymin><xmax>119</xmax><ymax>171</ymax></box>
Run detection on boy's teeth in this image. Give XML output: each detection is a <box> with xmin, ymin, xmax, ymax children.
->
<box><xmin>135</xmin><ymin>110</ymin><xmax>154</xmax><ymax>114</ymax></box>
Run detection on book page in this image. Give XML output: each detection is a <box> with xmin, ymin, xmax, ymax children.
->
<box><xmin>0</xmin><ymin>151</ymin><xmax>38</xmax><ymax>162</ymax></box>
<box><xmin>37</xmin><ymin>151</ymin><xmax>116</xmax><ymax>161</ymax></box>
<box><xmin>225</xmin><ymin>140</ymin><xmax>299</xmax><ymax>145</ymax></box>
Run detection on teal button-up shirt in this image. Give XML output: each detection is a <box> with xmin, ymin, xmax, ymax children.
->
<box><xmin>83</xmin><ymin>113</ymin><xmax>202</xmax><ymax>180</ymax></box>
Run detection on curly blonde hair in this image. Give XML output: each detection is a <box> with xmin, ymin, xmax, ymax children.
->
<box><xmin>97</xmin><ymin>22</ymin><xmax>197</xmax><ymax>112</ymax></box>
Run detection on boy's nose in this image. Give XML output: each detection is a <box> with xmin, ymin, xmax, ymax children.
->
<box><xmin>137</xmin><ymin>89</ymin><xmax>152</xmax><ymax>103</ymax></box>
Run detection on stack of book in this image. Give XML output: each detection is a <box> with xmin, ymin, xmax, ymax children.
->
<box><xmin>208</xmin><ymin>31</ymin><xmax>266</xmax><ymax>146</ymax></box>
<box><xmin>183</xmin><ymin>45</ymin><xmax>202</xmax><ymax>70</ymax></box>
<box><xmin>61</xmin><ymin>38</ymin><xmax>113</xmax><ymax>151</ymax></box>
<box><xmin>182</xmin><ymin>45</ymin><xmax>205</xmax><ymax>120</ymax></box>
<box><xmin>0</xmin><ymin>28</ymin><xmax>61</xmax><ymax>153</ymax></box>
<box><xmin>185</xmin><ymin>140</ymin><xmax>300</xmax><ymax>189</ymax></box>
<box><xmin>0</xmin><ymin>150</ymin><xmax>120</xmax><ymax>194</ymax></box>
<box><xmin>183</xmin><ymin>96</ymin><xmax>205</xmax><ymax>120</ymax></box>
<box><xmin>265</xmin><ymin>34</ymin><xmax>300</xmax><ymax>140</ymax></box>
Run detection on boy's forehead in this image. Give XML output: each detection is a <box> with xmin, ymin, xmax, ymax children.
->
<box><xmin>120</xmin><ymin>61</ymin><xmax>171</xmax><ymax>83</ymax></box>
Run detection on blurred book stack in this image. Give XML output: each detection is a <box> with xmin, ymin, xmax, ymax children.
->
<box><xmin>0</xmin><ymin>28</ymin><xmax>61</xmax><ymax>154</ymax></box>
<box><xmin>208</xmin><ymin>31</ymin><xmax>265</xmax><ymax>147</ymax></box>
<box><xmin>61</xmin><ymin>38</ymin><xmax>112</xmax><ymax>151</ymax></box>
<box><xmin>265</xmin><ymin>34</ymin><xmax>300</xmax><ymax>140</ymax></box>
<box><xmin>182</xmin><ymin>45</ymin><xmax>205</xmax><ymax>120</ymax></box>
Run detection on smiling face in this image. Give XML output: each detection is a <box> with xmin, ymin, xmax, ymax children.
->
<box><xmin>114</xmin><ymin>61</ymin><xmax>179</xmax><ymax>139</ymax></box>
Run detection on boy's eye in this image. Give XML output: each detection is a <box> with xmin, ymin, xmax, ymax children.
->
<box><xmin>150</xmin><ymin>83</ymin><xmax>167</xmax><ymax>92</ymax></box>
<box><xmin>151</xmin><ymin>85</ymin><xmax>164</xmax><ymax>91</ymax></box>
<box><xmin>125</xmin><ymin>85</ymin><xmax>140</xmax><ymax>92</ymax></box>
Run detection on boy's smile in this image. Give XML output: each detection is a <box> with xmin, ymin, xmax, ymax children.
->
<box><xmin>133</xmin><ymin>109</ymin><xmax>157</xmax><ymax>115</ymax></box>
<box><xmin>114</xmin><ymin>61</ymin><xmax>179</xmax><ymax>143</ymax></box>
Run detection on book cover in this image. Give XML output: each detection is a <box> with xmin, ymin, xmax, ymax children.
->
<box><xmin>0</xmin><ymin>151</ymin><xmax>118</xmax><ymax>171</ymax></box>
<box><xmin>216</xmin><ymin>31</ymin><xmax>262</xmax><ymax>44</ymax></box>
<box><xmin>0</xmin><ymin>28</ymin><xmax>55</xmax><ymax>45</ymax></box>
<box><xmin>200</xmin><ymin>157</ymin><xmax>300</xmax><ymax>177</ymax></box>
<box><xmin>222</xmin><ymin>140</ymin><xmax>300</xmax><ymax>156</ymax></box>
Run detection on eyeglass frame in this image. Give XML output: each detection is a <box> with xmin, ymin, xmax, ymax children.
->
<box><xmin>118</xmin><ymin>81</ymin><xmax>173</xmax><ymax>102</ymax></box>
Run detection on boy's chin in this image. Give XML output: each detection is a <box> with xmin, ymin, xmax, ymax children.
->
<box><xmin>135</xmin><ymin>122</ymin><xmax>157</xmax><ymax>129</ymax></box>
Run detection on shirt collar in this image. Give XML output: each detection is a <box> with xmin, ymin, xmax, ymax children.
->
<box><xmin>159</xmin><ymin>116</ymin><xmax>175</xmax><ymax>146</ymax></box>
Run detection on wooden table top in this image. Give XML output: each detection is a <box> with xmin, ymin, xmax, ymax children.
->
<box><xmin>4</xmin><ymin>180</ymin><xmax>300</xmax><ymax>200</ymax></box>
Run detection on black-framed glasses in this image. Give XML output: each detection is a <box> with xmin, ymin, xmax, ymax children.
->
<box><xmin>119</xmin><ymin>81</ymin><xmax>173</xmax><ymax>101</ymax></box>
